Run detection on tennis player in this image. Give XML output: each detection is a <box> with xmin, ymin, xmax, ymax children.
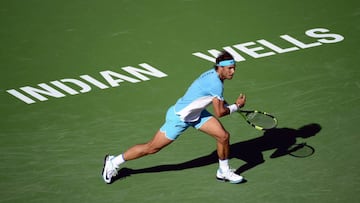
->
<box><xmin>102</xmin><ymin>51</ymin><xmax>246</xmax><ymax>184</ymax></box>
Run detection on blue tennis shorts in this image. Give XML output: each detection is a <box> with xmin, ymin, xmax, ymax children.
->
<box><xmin>160</xmin><ymin>106</ymin><xmax>213</xmax><ymax>140</ymax></box>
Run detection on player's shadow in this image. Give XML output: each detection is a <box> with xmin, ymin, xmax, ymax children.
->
<box><xmin>113</xmin><ymin>123</ymin><xmax>321</xmax><ymax>182</ymax></box>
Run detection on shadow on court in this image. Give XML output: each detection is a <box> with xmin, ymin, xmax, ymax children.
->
<box><xmin>113</xmin><ymin>123</ymin><xmax>321</xmax><ymax>182</ymax></box>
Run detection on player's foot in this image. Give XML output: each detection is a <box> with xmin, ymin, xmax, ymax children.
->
<box><xmin>216</xmin><ymin>168</ymin><xmax>244</xmax><ymax>184</ymax></box>
<box><xmin>102</xmin><ymin>155</ymin><xmax>118</xmax><ymax>184</ymax></box>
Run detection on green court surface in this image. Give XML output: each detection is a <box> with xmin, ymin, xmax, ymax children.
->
<box><xmin>1</xmin><ymin>0</ymin><xmax>359</xmax><ymax>202</ymax></box>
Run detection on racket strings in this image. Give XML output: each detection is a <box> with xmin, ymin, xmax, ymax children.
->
<box><xmin>246</xmin><ymin>112</ymin><xmax>277</xmax><ymax>129</ymax></box>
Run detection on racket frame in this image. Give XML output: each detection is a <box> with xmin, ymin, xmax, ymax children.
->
<box><xmin>238</xmin><ymin>110</ymin><xmax>278</xmax><ymax>130</ymax></box>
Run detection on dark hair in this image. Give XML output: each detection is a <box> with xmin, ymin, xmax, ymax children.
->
<box><xmin>215</xmin><ymin>51</ymin><xmax>234</xmax><ymax>70</ymax></box>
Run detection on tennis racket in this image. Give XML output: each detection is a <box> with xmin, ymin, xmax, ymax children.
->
<box><xmin>238</xmin><ymin>110</ymin><xmax>277</xmax><ymax>130</ymax></box>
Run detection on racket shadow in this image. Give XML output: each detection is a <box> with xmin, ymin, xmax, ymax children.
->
<box><xmin>112</xmin><ymin>123</ymin><xmax>321</xmax><ymax>182</ymax></box>
<box><xmin>232</xmin><ymin>123</ymin><xmax>321</xmax><ymax>174</ymax></box>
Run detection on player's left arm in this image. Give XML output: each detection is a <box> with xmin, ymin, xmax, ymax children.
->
<box><xmin>212</xmin><ymin>97</ymin><xmax>230</xmax><ymax>118</ymax></box>
<box><xmin>212</xmin><ymin>94</ymin><xmax>246</xmax><ymax>118</ymax></box>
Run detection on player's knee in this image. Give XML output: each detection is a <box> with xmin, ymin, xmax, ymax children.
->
<box><xmin>217</xmin><ymin>131</ymin><xmax>230</xmax><ymax>144</ymax></box>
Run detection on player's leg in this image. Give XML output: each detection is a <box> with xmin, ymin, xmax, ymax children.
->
<box><xmin>197</xmin><ymin>115</ymin><xmax>244</xmax><ymax>184</ymax></box>
<box><xmin>198</xmin><ymin>117</ymin><xmax>230</xmax><ymax>160</ymax></box>
<box><xmin>123</xmin><ymin>130</ymin><xmax>173</xmax><ymax>161</ymax></box>
<box><xmin>102</xmin><ymin>130</ymin><xmax>173</xmax><ymax>183</ymax></box>
<box><xmin>102</xmin><ymin>105</ymin><xmax>186</xmax><ymax>183</ymax></box>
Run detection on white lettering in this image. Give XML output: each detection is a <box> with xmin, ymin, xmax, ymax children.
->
<box><xmin>192</xmin><ymin>28</ymin><xmax>344</xmax><ymax>63</ymax></box>
<box><xmin>80</xmin><ymin>75</ymin><xmax>109</xmax><ymax>89</ymax></box>
<box><xmin>6</xmin><ymin>27</ymin><xmax>345</xmax><ymax>105</ymax></box>
<box><xmin>223</xmin><ymin>47</ymin><xmax>246</xmax><ymax>62</ymax></box>
<box><xmin>305</xmin><ymin>28</ymin><xmax>344</xmax><ymax>44</ymax></box>
<box><xmin>257</xmin><ymin>39</ymin><xmax>299</xmax><ymax>53</ymax></box>
<box><xmin>59</xmin><ymin>78</ymin><xmax>92</xmax><ymax>93</ymax></box>
<box><xmin>192</xmin><ymin>50</ymin><xmax>218</xmax><ymax>63</ymax></box>
<box><xmin>233</xmin><ymin>42</ymin><xmax>275</xmax><ymax>58</ymax></box>
<box><xmin>280</xmin><ymin>34</ymin><xmax>322</xmax><ymax>49</ymax></box>
<box><xmin>100</xmin><ymin>70</ymin><xmax>140</xmax><ymax>87</ymax></box>
<box><xmin>6</xmin><ymin>89</ymin><xmax>36</xmax><ymax>104</ymax></box>
<box><xmin>51</xmin><ymin>80</ymin><xmax>79</xmax><ymax>95</ymax></box>
<box><xmin>122</xmin><ymin>63</ymin><xmax>168</xmax><ymax>81</ymax></box>
<box><xmin>20</xmin><ymin>83</ymin><xmax>66</xmax><ymax>101</ymax></box>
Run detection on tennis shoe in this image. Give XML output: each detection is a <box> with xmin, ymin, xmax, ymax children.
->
<box><xmin>102</xmin><ymin>155</ymin><xmax>119</xmax><ymax>184</ymax></box>
<box><xmin>216</xmin><ymin>168</ymin><xmax>244</xmax><ymax>184</ymax></box>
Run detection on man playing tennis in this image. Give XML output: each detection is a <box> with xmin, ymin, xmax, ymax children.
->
<box><xmin>102</xmin><ymin>51</ymin><xmax>246</xmax><ymax>184</ymax></box>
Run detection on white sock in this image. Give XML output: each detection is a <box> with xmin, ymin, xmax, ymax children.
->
<box><xmin>219</xmin><ymin>159</ymin><xmax>230</xmax><ymax>172</ymax></box>
<box><xmin>112</xmin><ymin>154</ymin><xmax>125</xmax><ymax>167</ymax></box>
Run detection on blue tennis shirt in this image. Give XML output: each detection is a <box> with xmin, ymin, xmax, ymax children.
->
<box><xmin>174</xmin><ymin>68</ymin><xmax>224</xmax><ymax>122</ymax></box>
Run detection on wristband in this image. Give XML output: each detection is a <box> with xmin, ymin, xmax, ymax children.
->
<box><xmin>227</xmin><ymin>104</ymin><xmax>239</xmax><ymax>114</ymax></box>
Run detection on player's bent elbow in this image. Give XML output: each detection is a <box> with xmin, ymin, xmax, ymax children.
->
<box><xmin>214</xmin><ymin>112</ymin><xmax>223</xmax><ymax>118</ymax></box>
<box><xmin>214</xmin><ymin>109</ymin><xmax>229</xmax><ymax>118</ymax></box>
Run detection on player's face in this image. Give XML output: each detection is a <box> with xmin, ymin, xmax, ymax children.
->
<box><xmin>218</xmin><ymin>65</ymin><xmax>236</xmax><ymax>80</ymax></box>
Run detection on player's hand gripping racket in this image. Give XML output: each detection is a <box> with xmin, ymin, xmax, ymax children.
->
<box><xmin>238</xmin><ymin>110</ymin><xmax>277</xmax><ymax>130</ymax></box>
